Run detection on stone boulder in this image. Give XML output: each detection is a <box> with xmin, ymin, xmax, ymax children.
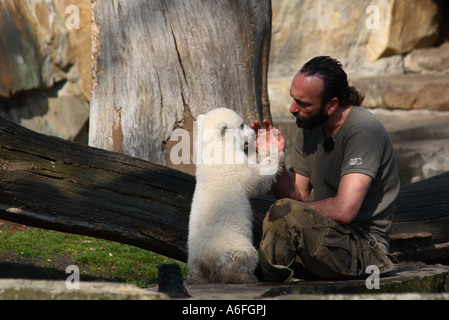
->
<box><xmin>269</xmin><ymin>0</ymin><xmax>443</xmax><ymax>80</ymax></box>
<box><xmin>404</xmin><ymin>41</ymin><xmax>449</xmax><ymax>74</ymax></box>
<box><xmin>352</xmin><ymin>74</ymin><xmax>449</xmax><ymax>111</ymax></box>
<box><xmin>54</xmin><ymin>0</ymin><xmax>91</xmax><ymax>102</ymax></box>
<box><xmin>0</xmin><ymin>279</ymin><xmax>168</xmax><ymax>300</ymax></box>
<box><xmin>367</xmin><ymin>0</ymin><xmax>440</xmax><ymax>61</ymax></box>
<box><xmin>268</xmin><ymin>1</ymin><xmax>449</xmax><ymax>120</ymax></box>
<box><xmin>0</xmin><ymin>0</ymin><xmax>74</xmax><ymax>97</ymax></box>
<box><xmin>0</xmin><ymin>0</ymin><xmax>90</xmax><ymax>143</ymax></box>
<box><xmin>371</xmin><ymin>109</ymin><xmax>449</xmax><ymax>183</ymax></box>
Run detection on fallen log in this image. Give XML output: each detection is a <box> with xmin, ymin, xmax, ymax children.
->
<box><xmin>1</xmin><ymin>117</ymin><xmax>449</xmax><ymax>264</ymax></box>
<box><xmin>0</xmin><ymin>117</ymin><xmax>194</xmax><ymax>261</ymax></box>
<box><xmin>390</xmin><ymin>172</ymin><xmax>449</xmax><ymax>264</ymax></box>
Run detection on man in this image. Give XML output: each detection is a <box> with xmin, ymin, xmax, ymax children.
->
<box><xmin>252</xmin><ymin>56</ymin><xmax>400</xmax><ymax>281</ymax></box>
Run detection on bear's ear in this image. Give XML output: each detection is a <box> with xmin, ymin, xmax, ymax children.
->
<box><xmin>217</xmin><ymin>121</ymin><xmax>228</xmax><ymax>137</ymax></box>
<box><xmin>196</xmin><ymin>114</ymin><xmax>205</xmax><ymax>122</ymax></box>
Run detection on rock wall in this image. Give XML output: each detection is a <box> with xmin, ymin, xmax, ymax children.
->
<box><xmin>269</xmin><ymin>0</ymin><xmax>449</xmax><ymax>113</ymax></box>
<box><xmin>0</xmin><ymin>0</ymin><xmax>90</xmax><ymax>143</ymax></box>
<box><xmin>270</xmin><ymin>0</ymin><xmax>444</xmax><ymax>78</ymax></box>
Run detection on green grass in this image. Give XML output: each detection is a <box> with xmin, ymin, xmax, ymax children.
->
<box><xmin>0</xmin><ymin>226</ymin><xmax>187</xmax><ymax>287</ymax></box>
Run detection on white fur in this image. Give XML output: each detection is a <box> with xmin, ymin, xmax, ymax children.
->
<box><xmin>187</xmin><ymin>108</ymin><xmax>284</xmax><ymax>284</ymax></box>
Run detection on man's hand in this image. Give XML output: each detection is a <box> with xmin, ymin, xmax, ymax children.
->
<box><xmin>250</xmin><ymin>119</ymin><xmax>285</xmax><ymax>154</ymax></box>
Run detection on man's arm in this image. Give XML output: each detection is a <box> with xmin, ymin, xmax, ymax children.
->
<box><xmin>306</xmin><ymin>173</ymin><xmax>373</xmax><ymax>224</ymax></box>
<box><xmin>272</xmin><ymin>169</ymin><xmax>312</xmax><ymax>201</ymax></box>
<box><xmin>273</xmin><ymin>171</ymin><xmax>372</xmax><ymax>224</ymax></box>
<box><xmin>251</xmin><ymin>119</ymin><xmax>372</xmax><ymax>225</ymax></box>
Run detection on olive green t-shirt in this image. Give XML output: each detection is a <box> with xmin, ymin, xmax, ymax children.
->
<box><xmin>290</xmin><ymin>106</ymin><xmax>400</xmax><ymax>243</ymax></box>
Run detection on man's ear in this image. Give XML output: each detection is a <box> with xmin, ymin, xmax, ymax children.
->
<box><xmin>327</xmin><ymin>97</ymin><xmax>339</xmax><ymax>116</ymax></box>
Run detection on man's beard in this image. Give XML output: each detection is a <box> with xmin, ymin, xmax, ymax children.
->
<box><xmin>295</xmin><ymin>104</ymin><xmax>330</xmax><ymax>129</ymax></box>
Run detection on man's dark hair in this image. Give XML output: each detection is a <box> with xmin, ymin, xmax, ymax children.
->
<box><xmin>300</xmin><ymin>56</ymin><xmax>364</xmax><ymax>107</ymax></box>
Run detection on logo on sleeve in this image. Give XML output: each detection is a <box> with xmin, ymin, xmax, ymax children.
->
<box><xmin>349</xmin><ymin>158</ymin><xmax>363</xmax><ymax>166</ymax></box>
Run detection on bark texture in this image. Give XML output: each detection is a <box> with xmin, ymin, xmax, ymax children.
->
<box><xmin>90</xmin><ymin>0</ymin><xmax>272</xmax><ymax>175</ymax></box>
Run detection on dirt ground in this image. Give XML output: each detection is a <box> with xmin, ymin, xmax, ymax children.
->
<box><xmin>0</xmin><ymin>219</ymin><xmax>34</xmax><ymax>233</ymax></box>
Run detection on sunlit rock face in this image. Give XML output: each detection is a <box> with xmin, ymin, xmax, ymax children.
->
<box><xmin>0</xmin><ymin>0</ymin><xmax>90</xmax><ymax>142</ymax></box>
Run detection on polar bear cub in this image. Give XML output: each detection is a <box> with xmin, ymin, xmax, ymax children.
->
<box><xmin>187</xmin><ymin>108</ymin><xmax>284</xmax><ymax>284</ymax></box>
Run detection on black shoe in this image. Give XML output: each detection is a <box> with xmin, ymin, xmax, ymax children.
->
<box><xmin>157</xmin><ymin>263</ymin><xmax>190</xmax><ymax>298</ymax></box>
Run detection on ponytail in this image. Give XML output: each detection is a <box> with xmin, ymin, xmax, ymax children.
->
<box><xmin>345</xmin><ymin>86</ymin><xmax>365</xmax><ymax>107</ymax></box>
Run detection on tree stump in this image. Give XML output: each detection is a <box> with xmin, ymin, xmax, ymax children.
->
<box><xmin>90</xmin><ymin>0</ymin><xmax>272</xmax><ymax>176</ymax></box>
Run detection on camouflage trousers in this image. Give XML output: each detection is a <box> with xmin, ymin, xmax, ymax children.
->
<box><xmin>258</xmin><ymin>198</ymin><xmax>398</xmax><ymax>282</ymax></box>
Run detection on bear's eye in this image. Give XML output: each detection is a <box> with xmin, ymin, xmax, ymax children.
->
<box><xmin>240</xmin><ymin>123</ymin><xmax>244</xmax><ymax>130</ymax></box>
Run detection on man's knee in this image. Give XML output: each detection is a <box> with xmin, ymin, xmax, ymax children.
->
<box><xmin>258</xmin><ymin>198</ymin><xmax>320</xmax><ymax>282</ymax></box>
<box><xmin>266</xmin><ymin>198</ymin><xmax>295</xmax><ymax>222</ymax></box>
<box><xmin>265</xmin><ymin>198</ymin><xmax>316</xmax><ymax>229</ymax></box>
